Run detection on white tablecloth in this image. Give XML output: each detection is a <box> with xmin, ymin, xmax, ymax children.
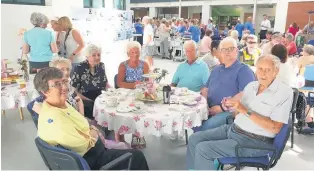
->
<box><xmin>93</xmin><ymin>89</ymin><xmax>208</xmax><ymax>137</ymax></box>
<box><xmin>1</xmin><ymin>75</ymin><xmax>38</xmax><ymax>110</ymax></box>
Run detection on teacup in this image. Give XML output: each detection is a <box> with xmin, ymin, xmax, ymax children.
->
<box><xmin>105</xmin><ymin>97</ymin><xmax>118</xmax><ymax>107</ymax></box>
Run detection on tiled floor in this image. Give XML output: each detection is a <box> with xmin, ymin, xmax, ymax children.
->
<box><xmin>1</xmin><ymin>57</ymin><xmax>314</xmax><ymax>170</ymax></box>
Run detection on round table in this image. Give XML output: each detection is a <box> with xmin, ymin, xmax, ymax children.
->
<box><xmin>93</xmin><ymin>88</ymin><xmax>208</xmax><ymax>137</ymax></box>
<box><xmin>1</xmin><ymin>75</ymin><xmax>38</xmax><ymax>119</ymax></box>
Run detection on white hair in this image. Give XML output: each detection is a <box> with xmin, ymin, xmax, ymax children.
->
<box><xmin>219</xmin><ymin>37</ymin><xmax>237</xmax><ymax>49</ymax></box>
<box><xmin>49</xmin><ymin>57</ymin><xmax>72</xmax><ymax>70</ymax></box>
<box><xmin>126</xmin><ymin>41</ymin><xmax>141</xmax><ymax>53</ymax></box>
<box><xmin>142</xmin><ymin>16</ymin><xmax>150</xmax><ymax>24</ymax></box>
<box><xmin>247</xmin><ymin>34</ymin><xmax>258</xmax><ymax>42</ymax></box>
<box><xmin>183</xmin><ymin>40</ymin><xmax>197</xmax><ymax>50</ymax></box>
<box><xmin>85</xmin><ymin>44</ymin><xmax>102</xmax><ymax>57</ymax></box>
<box><xmin>303</xmin><ymin>44</ymin><xmax>314</xmax><ymax>55</ymax></box>
<box><xmin>30</xmin><ymin>12</ymin><xmax>49</xmax><ymax>26</ymax></box>
<box><xmin>256</xmin><ymin>54</ymin><xmax>281</xmax><ymax>70</ymax></box>
<box><xmin>230</xmin><ymin>30</ymin><xmax>239</xmax><ymax>39</ymax></box>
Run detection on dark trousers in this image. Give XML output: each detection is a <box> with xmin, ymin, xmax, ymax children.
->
<box><xmin>84</xmin><ymin>139</ymin><xmax>149</xmax><ymax>170</ymax></box>
<box><xmin>82</xmin><ymin>90</ymin><xmax>102</xmax><ymax>119</ymax></box>
<box><xmin>260</xmin><ymin>30</ymin><xmax>267</xmax><ymax>41</ymax></box>
<box><xmin>136</xmin><ymin>35</ymin><xmax>143</xmax><ymax>46</ymax></box>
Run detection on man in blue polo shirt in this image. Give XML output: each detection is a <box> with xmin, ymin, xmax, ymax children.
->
<box><xmin>235</xmin><ymin>20</ymin><xmax>244</xmax><ymax>40</ymax></box>
<box><xmin>187</xmin><ymin>19</ymin><xmax>201</xmax><ymax>43</ymax></box>
<box><xmin>244</xmin><ymin>16</ymin><xmax>255</xmax><ymax>35</ymax></box>
<box><xmin>196</xmin><ymin>37</ymin><xmax>256</xmax><ymax>131</ymax></box>
<box><xmin>171</xmin><ymin>40</ymin><xmax>209</xmax><ymax>92</ymax></box>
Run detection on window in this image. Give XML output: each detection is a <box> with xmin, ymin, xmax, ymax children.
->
<box><xmin>1</xmin><ymin>0</ymin><xmax>45</xmax><ymax>5</ymax></box>
<box><xmin>84</xmin><ymin>0</ymin><xmax>105</xmax><ymax>8</ymax></box>
<box><xmin>114</xmin><ymin>0</ymin><xmax>126</xmax><ymax>10</ymax></box>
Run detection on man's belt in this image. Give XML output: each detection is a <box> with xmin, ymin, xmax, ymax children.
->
<box><xmin>234</xmin><ymin>124</ymin><xmax>274</xmax><ymax>144</ymax></box>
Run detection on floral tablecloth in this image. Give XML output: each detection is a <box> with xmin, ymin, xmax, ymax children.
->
<box><xmin>1</xmin><ymin>75</ymin><xmax>38</xmax><ymax>110</ymax></box>
<box><xmin>93</xmin><ymin>89</ymin><xmax>208</xmax><ymax>137</ymax></box>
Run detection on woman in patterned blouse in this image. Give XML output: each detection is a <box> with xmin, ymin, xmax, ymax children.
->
<box><xmin>71</xmin><ymin>44</ymin><xmax>111</xmax><ymax>119</ymax></box>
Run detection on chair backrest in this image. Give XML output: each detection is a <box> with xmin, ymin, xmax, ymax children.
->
<box><xmin>304</xmin><ymin>65</ymin><xmax>314</xmax><ymax>81</ymax></box>
<box><xmin>291</xmin><ymin>88</ymin><xmax>300</xmax><ymax>114</ymax></box>
<box><xmin>272</xmin><ymin>120</ymin><xmax>292</xmax><ymax>164</ymax></box>
<box><xmin>35</xmin><ymin>137</ymin><xmax>90</xmax><ymax>170</ymax></box>
<box><xmin>27</xmin><ymin>100</ymin><xmax>39</xmax><ymax>128</ymax></box>
<box><xmin>308</xmin><ymin>40</ymin><xmax>314</xmax><ymax>46</ymax></box>
<box><xmin>114</xmin><ymin>74</ymin><xmax>119</xmax><ymax>89</ymax></box>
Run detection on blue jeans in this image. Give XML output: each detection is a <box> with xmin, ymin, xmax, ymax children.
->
<box><xmin>186</xmin><ymin>124</ymin><xmax>272</xmax><ymax>170</ymax></box>
<box><xmin>193</xmin><ymin>112</ymin><xmax>232</xmax><ymax>132</ymax></box>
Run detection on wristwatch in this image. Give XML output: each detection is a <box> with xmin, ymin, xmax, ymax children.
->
<box><xmin>246</xmin><ymin>109</ymin><xmax>253</xmax><ymax>117</ymax></box>
<box><xmin>72</xmin><ymin>53</ymin><xmax>76</xmax><ymax>56</ymax></box>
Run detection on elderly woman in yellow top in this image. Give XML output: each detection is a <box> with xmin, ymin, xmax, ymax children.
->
<box><xmin>35</xmin><ymin>67</ymin><xmax>149</xmax><ymax>170</ymax></box>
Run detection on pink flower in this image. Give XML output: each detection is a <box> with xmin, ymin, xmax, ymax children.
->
<box><xmin>20</xmin><ymin>91</ymin><xmax>27</xmax><ymax>96</ymax></box>
<box><xmin>117</xmin><ymin>125</ymin><xmax>130</xmax><ymax>134</ymax></box>
<box><xmin>155</xmin><ymin>120</ymin><xmax>163</xmax><ymax>131</ymax></box>
<box><xmin>134</xmin><ymin>130</ymin><xmax>141</xmax><ymax>137</ymax></box>
<box><xmin>129</xmin><ymin>103</ymin><xmax>135</xmax><ymax>107</ymax></box>
<box><xmin>133</xmin><ymin>115</ymin><xmax>140</xmax><ymax>122</ymax></box>
<box><xmin>185</xmin><ymin>120</ymin><xmax>193</xmax><ymax>128</ymax></box>
<box><xmin>102</xmin><ymin>121</ymin><xmax>108</xmax><ymax>127</ymax></box>
<box><xmin>144</xmin><ymin>121</ymin><xmax>150</xmax><ymax>128</ymax></box>
<box><xmin>94</xmin><ymin>109</ymin><xmax>99</xmax><ymax>117</ymax></box>
<box><xmin>172</xmin><ymin>122</ymin><xmax>178</xmax><ymax>127</ymax></box>
<box><xmin>109</xmin><ymin>112</ymin><xmax>116</xmax><ymax>117</ymax></box>
<box><xmin>100</xmin><ymin>109</ymin><xmax>105</xmax><ymax>113</ymax></box>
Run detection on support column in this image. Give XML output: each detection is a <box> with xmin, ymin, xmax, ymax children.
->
<box><xmin>126</xmin><ymin>0</ymin><xmax>130</xmax><ymax>11</ymax></box>
<box><xmin>274</xmin><ymin>1</ymin><xmax>288</xmax><ymax>33</ymax></box>
<box><xmin>179</xmin><ymin>0</ymin><xmax>182</xmax><ymax>18</ymax></box>
<box><xmin>252</xmin><ymin>0</ymin><xmax>257</xmax><ymax>29</ymax></box>
<box><xmin>149</xmin><ymin>7</ymin><xmax>157</xmax><ymax>18</ymax></box>
<box><xmin>105</xmin><ymin>0</ymin><xmax>114</xmax><ymax>9</ymax></box>
<box><xmin>93</xmin><ymin>0</ymin><xmax>103</xmax><ymax>8</ymax></box>
<box><xmin>51</xmin><ymin>0</ymin><xmax>83</xmax><ymax>17</ymax></box>
<box><xmin>201</xmin><ymin>2</ymin><xmax>211</xmax><ymax>25</ymax></box>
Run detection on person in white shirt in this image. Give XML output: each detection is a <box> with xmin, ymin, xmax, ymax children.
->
<box><xmin>271</xmin><ymin>44</ymin><xmax>296</xmax><ymax>87</ymax></box>
<box><xmin>260</xmin><ymin>14</ymin><xmax>271</xmax><ymax>41</ymax></box>
<box><xmin>142</xmin><ymin>16</ymin><xmax>154</xmax><ymax>70</ymax></box>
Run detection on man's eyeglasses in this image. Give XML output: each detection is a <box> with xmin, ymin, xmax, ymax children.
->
<box><xmin>49</xmin><ymin>80</ymin><xmax>70</xmax><ymax>89</ymax></box>
<box><xmin>247</xmin><ymin>42</ymin><xmax>257</xmax><ymax>44</ymax></box>
<box><xmin>220</xmin><ymin>47</ymin><xmax>236</xmax><ymax>53</ymax></box>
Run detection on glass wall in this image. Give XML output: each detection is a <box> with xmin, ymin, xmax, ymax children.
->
<box><xmin>114</xmin><ymin>0</ymin><xmax>126</xmax><ymax>10</ymax></box>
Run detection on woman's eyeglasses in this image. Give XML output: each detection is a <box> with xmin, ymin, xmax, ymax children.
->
<box><xmin>49</xmin><ymin>80</ymin><xmax>70</xmax><ymax>89</ymax></box>
<box><xmin>247</xmin><ymin>42</ymin><xmax>257</xmax><ymax>44</ymax></box>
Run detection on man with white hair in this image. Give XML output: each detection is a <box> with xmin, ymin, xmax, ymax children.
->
<box><xmin>142</xmin><ymin>16</ymin><xmax>154</xmax><ymax>69</ymax></box>
<box><xmin>171</xmin><ymin>40</ymin><xmax>209</xmax><ymax>92</ymax></box>
<box><xmin>195</xmin><ymin>37</ymin><xmax>255</xmax><ymax>132</ymax></box>
<box><xmin>187</xmin><ymin>54</ymin><xmax>293</xmax><ymax>170</ymax></box>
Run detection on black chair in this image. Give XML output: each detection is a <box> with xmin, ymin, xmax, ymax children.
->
<box><xmin>35</xmin><ymin>137</ymin><xmax>133</xmax><ymax>170</ymax></box>
<box><xmin>27</xmin><ymin>96</ymin><xmax>44</xmax><ymax>128</ymax></box>
<box><xmin>114</xmin><ymin>74</ymin><xmax>119</xmax><ymax>89</ymax></box>
<box><xmin>290</xmin><ymin>88</ymin><xmax>299</xmax><ymax>148</ymax></box>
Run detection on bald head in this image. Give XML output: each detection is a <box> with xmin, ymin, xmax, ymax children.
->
<box><xmin>142</xmin><ymin>16</ymin><xmax>150</xmax><ymax>25</ymax></box>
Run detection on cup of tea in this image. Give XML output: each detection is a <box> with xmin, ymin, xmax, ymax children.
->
<box><xmin>105</xmin><ymin>97</ymin><xmax>118</xmax><ymax>107</ymax></box>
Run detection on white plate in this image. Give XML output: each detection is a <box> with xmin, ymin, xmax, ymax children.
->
<box><xmin>182</xmin><ymin>100</ymin><xmax>197</xmax><ymax>106</ymax></box>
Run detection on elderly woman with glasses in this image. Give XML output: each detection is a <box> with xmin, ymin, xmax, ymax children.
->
<box><xmin>33</xmin><ymin>57</ymin><xmax>83</xmax><ymax>114</ymax></box>
<box><xmin>22</xmin><ymin>12</ymin><xmax>58</xmax><ymax>73</ymax></box>
<box><xmin>71</xmin><ymin>44</ymin><xmax>111</xmax><ymax>119</ymax></box>
<box><xmin>35</xmin><ymin>67</ymin><xmax>149</xmax><ymax>170</ymax></box>
<box><xmin>238</xmin><ymin>35</ymin><xmax>261</xmax><ymax>66</ymax></box>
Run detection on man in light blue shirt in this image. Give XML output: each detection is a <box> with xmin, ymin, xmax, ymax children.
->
<box><xmin>172</xmin><ymin>40</ymin><xmax>209</xmax><ymax>92</ymax></box>
<box><xmin>171</xmin><ymin>40</ymin><xmax>209</xmax><ymax>92</ymax></box>
<box><xmin>235</xmin><ymin>20</ymin><xmax>244</xmax><ymax>40</ymax></box>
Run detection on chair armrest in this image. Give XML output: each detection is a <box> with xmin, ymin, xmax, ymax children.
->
<box><xmin>100</xmin><ymin>152</ymin><xmax>133</xmax><ymax>170</ymax></box>
<box><xmin>234</xmin><ymin>144</ymin><xmax>277</xmax><ymax>169</ymax></box>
